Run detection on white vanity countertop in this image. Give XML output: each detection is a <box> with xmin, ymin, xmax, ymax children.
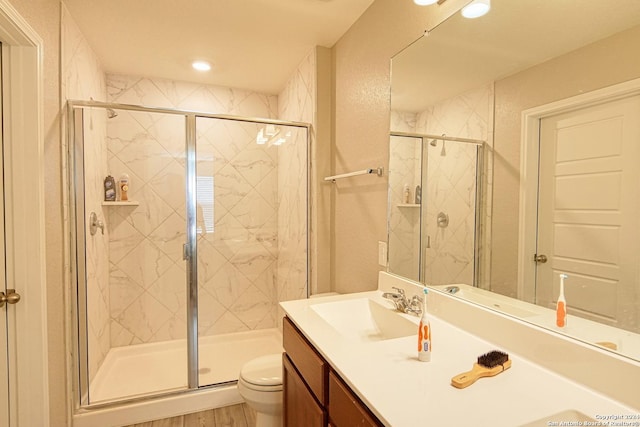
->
<box><xmin>280</xmin><ymin>291</ymin><xmax>638</xmax><ymax>427</ymax></box>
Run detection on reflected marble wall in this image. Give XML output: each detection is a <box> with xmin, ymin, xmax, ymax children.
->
<box><xmin>388</xmin><ymin>135</ymin><xmax>421</xmax><ymax>281</ymax></box>
<box><xmin>390</xmin><ymin>84</ymin><xmax>492</xmax><ymax>286</ymax></box>
<box><xmin>416</xmin><ymin>85</ymin><xmax>492</xmax><ymax>286</ymax></box>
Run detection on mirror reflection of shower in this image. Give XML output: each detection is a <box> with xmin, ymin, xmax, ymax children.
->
<box><xmin>429</xmin><ymin>134</ymin><xmax>447</xmax><ymax>156</ymax></box>
<box><xmin>387</xmin><ymin>131</ymin><xmax>484</xmax><ymax>287</ymax></box>
<box><xmin>421</xmin><ymin>134</ymin><xmax>482</xmax><ymax>286</ymax></box>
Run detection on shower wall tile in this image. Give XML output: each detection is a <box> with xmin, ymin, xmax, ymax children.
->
<box><xmin>115</xmin><ymin>292</ymin><xmax>175</xmax><ymax>342</ymax></box>
<box><xmin>63</xmin><ymin>6</ymin><xmax>110</xmax><ymax>383</ymax></box>
<box><xmin>277</xmin><ymin>49</ymin><xmax>314</xmax><ymax>304</ymax></box>
<box><xmin>105</xmin><ymin>73</ymin><xmax>287</xmax><ymax>345</ymax></box>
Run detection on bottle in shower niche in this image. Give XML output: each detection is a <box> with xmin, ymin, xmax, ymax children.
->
<box><xmin>104</xmin><ymin>175</ymin><xmax>116</xmax><ymax>201</ymax></box>
<box><xmin>118</xmin><ymin>173</ymin><xmax>130</xmax><ymax>201</ymax></box>
<box><xmin>415</xmin><ymin>185</ymin><xmax>422</xmax><ymax>204</ymax></box>
<box><xmin>403</xmin><ymin>183</ymin><xmax>411</xmax><ymax>204</ymax></box>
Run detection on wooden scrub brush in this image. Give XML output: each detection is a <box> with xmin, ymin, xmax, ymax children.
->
<box><xmin>451</xmin><ymin>350</ymin><xmax>512</xmax><ymax>389</ymax></box>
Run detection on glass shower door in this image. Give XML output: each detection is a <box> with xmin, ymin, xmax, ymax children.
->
<box><xmin>75</xmin><ymin>105</ymin><xmax>190</xmax><ymax>404</ymax></box>
<box><xmin>193</xmin><ymin>116</ymin><xmax>308</xmax><ymax>387</ymax></box>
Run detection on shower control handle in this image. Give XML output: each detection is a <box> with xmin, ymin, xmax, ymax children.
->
<box><xmin>89</xmin><ymin>212</ymin><xmax>104</xmax><ymax>236</ymax></box>
<box><xmin>534</xmin><ymin>254</ymin><xmax>548</xmax><ymax>264</ymax></box>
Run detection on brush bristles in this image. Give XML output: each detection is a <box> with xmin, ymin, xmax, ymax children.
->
<box><xmin>477</xmin><ymin>350</ymin><xmax>509</xmax><ymax>368</ymax></box>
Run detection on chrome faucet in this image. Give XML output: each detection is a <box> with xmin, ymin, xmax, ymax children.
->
<box><xmin>382</xmin><ymin>287</ymin><xmax>423</xmax><ymax>316</ymax></box>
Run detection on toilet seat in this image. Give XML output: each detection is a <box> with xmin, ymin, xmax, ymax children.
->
<box><xmin>239</xmin><ymin>354</ymin><xmax>283</xmax><ymax>392</ymax></box>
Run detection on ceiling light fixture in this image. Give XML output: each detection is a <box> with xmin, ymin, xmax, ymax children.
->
<box><xmin>461</xmin><ymin>0</ymin><xmax>490</xmax><ymax>18</ymax></box>
<box><xmin>192</xmin><ymin>60</ymin><xmax>211</xmax><ymax>72</ymax></box>
<box><xmin>413</xmin><ymin>0</ymin><xmax>438</xmax><ymax>5</ymax></box>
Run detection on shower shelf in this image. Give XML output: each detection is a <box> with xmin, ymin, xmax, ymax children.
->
<box><xmin>102</xmin><ymin>201</ymin><xmax>139</xmax><ymax>206</ymax></box>
<box><xmin>397</xmin><ymin>203</ymin><xmax>420</xmax><ymax>208</ymax></box>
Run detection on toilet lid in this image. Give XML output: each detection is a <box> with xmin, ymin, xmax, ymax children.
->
<box><xmin>240</xmin><ymin>354</ymin><xmax>283</xmax><ymax>387</ymax></box>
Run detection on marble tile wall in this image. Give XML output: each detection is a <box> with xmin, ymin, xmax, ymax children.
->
<box><xmin>62</xmin><ymin>6</ymin><xmax>110</xmax><ymax>383</ymax></box>
<box><xmin>277</xmin><ymin>49</ymin><xmax>313</xmax><ymax>304</ymax></box>
<box><xmin>105</xmin><ymin>75</ymin><xmax>283</xmax><ymax>345</ymax></box>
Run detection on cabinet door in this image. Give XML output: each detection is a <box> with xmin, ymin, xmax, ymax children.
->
<box><xmin>283</xmin><ymin>354</ymin><xmax>326</xmax><ymax>427</ymax></box>
<box><xmin>328</xmin><ymin>371</ymin><xmax>382</xmax><ymax>427</ymax></box>
<box><xmin>283</xmin><ymin>316</ymin><xmax>328</xmax><ymax>404</ymax></box>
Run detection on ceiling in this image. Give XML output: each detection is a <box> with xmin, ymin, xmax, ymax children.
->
<box><xmin>64</xmin><ymin>0</ymin><xmax>374</xmax><ymax>95</ymax></box>
<box><xmin>391</xmin><ymin>0</ymin><xmax>640</xmax><ymax>112</ymax></box>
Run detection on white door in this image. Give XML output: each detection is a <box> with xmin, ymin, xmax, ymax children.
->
<box><xmin>0</xmin><ymin>42</ymin><xmax>9</xmax><ymax>427</ymax></box>
<box><xmin>0</xmin><ymin>4</ymin><xmax>49</xmax><ymax>425</ymax></box>
<box><xmin>536</xmin><ymin>95</ymin><xmax>640</xmax><ymax>329</ymax></box>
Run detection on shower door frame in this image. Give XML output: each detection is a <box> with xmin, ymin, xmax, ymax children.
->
<box><xmin>67</xmin><ymin>99</ymin><xmax>311</xmax><ymax>409</ymax></box>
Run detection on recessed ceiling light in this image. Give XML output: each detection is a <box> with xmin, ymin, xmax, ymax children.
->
<box><xmin>461</xmin><ymin>0</ymin><xmax>490</xmax><ymax>18</ymax></box>
<box><xmin>414</xmin><ymin>0</ymin><xmax>437</xmax><ymax>5</ymax></box>
<box><xmin>192</xmin><ymin>61</ymin><xmax>211</xmax><ymax>72</ymax></box>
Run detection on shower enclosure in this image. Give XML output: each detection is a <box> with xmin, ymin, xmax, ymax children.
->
<box><xmin>69</xmin><ymin>100</ymin><xmax>309</xmax><ymax>406</ymax></box>
<box><xmin>387</xmin><ymin>132</ymin><xmax>484</xmax><ymax>286</ymax></box>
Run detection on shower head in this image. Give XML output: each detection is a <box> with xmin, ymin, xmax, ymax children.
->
<box><xmin>429</xmin><ymin>139</ymin><xmax>438</xmax><ymax>146</ymax></box>
<box><xmin>106</xmin><ymin>108</ymin><xmax>118</xmax><ymax>119</ymax></box>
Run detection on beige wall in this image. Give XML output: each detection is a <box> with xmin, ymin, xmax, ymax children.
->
<box><xmin>7</xmin><ymin>0</ymin><xmax>66</xmax><ymax>425</ymax></box>
<box><xmin>331</xmin><ymin>0</ymin><xmax>468</xmax><ymax>293</ymax></box>
<box><xmin>491</xmin><ymin>24</ymin><xmax>640</xmax><ymax>297</ymax></box>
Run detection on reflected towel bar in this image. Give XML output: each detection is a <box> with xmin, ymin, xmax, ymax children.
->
<box><xmin>324</xmin><ymin>167</ymin><xmax>384</xmax><ymax>183</ymax></box>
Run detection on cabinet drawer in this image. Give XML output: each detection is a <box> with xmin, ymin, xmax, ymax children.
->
<box><xmin>328</xmin><ymin>371</ymin><xmax>382</xmax><ymax>427</ymax></box>
<box><xmin>283</xmin><ymin>316</ymin><xmax>328</xmax><ymax>404</ymax></box>
<box><xmin>283</xmin><ymin>354</ymin><xmax>326</xmax><ymax>427</ymax></box>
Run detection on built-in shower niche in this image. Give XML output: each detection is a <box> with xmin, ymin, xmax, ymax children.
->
<box><xmin>71</xmin><ymin>102</ymin><xmax>309</xmax><ymax>405</ymax></box>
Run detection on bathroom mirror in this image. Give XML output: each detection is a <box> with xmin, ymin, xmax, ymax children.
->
<box><xmin>389</xmin><ymin>0</ymin><xmax>640</xmax><ymax>362</ymax></box>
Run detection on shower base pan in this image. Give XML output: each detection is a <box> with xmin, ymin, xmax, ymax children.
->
<box><xmin>89</xmin><ymin>328</ymin><xmax>282</xmax><ymax>403</ymax></box>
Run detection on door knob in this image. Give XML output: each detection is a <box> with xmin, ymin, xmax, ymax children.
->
<box><xmin>0</xmin><ymin>289</ymin><xmax>21</xmax><ymax>308</ymax></box>
<box><xmin>534</xmin><ymin>254</ymin><xmax>548</xmax><ymax>264</ymax></box>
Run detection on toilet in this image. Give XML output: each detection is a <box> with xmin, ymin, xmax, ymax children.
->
<box><xmin>238</xmin><ymin>353</ymin><xmax>283</xmax><ymax>427</ymax></box>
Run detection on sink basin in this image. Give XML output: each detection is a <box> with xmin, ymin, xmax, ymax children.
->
<box><xmin>520</xmin><ymin>410</ymin><xmax>596</xmax><ymax>426</ymax></box>
<box><xmin>310</xmin><ymin>297</ymin><xmax>417</xmax><ymax>342</ymax></box>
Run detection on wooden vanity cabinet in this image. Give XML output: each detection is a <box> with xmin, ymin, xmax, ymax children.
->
<box><xmin>283</xmin><ymin>316</ymin><xmax>384</xmax><ymax>427</ymax></box>
<box><xmin>283</xmin><ymin>354</ymin><xmax>326</xmax><ymax>427</ymax></box>
<box><xmin>328</xmin><ymin>371</ymin><xmax>381</xmax><ymax>427</ymax></box>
